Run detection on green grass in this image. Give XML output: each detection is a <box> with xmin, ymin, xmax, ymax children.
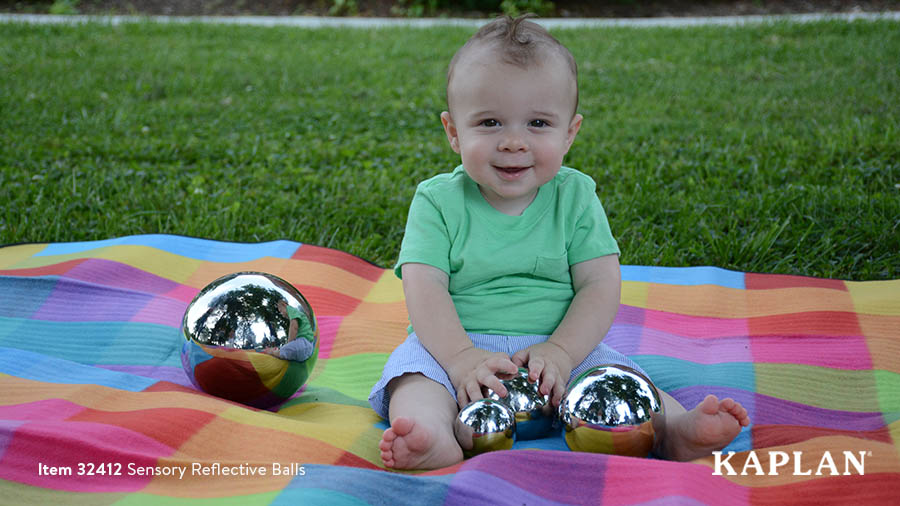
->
<box><xmin>1</xmin><ymin>20</ymin><xmax>898</xmax><ymax>279</ymax></box>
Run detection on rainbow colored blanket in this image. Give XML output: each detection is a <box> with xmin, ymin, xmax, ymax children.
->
<box><xmin>1</xmin><ymin>235</ymin><xmax>898</xmax><ymax>504</ymax></box>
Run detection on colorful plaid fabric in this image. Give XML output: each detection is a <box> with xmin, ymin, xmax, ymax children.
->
<box><xmin>0</xmin><ymin>235</ymin><xmax>897</xmax><ymax>504</ymax></box>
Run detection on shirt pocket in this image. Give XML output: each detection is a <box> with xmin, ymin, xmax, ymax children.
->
<box><xmin>532</xmin><ymin>253</ymin><xmax>570</xmax><ymax>282</ymax></box>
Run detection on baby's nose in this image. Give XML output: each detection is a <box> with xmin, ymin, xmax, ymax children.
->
<box><xmin>498</xmin><ymin>130</ymin><xmax>528</xmax><ymax>152</ymax></box>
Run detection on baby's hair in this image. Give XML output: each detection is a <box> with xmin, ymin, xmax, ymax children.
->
<box><xmin>446</xmin><ymin>14</ymin><xmax>579</xmax><ymax>113</ymax></box>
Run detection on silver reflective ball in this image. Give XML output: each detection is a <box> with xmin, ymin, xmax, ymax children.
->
<box><xmin>560</xmin><ymin>365</ymin><xmax>665</xmax><ymax>457</ymax></box>
<box><xmin>485</xmin><ymin>367</ymin><xmax>553</xmax><ymax>440</ymax></box>
<box><xmin>180</xmin><ymin>272</ymin><xmax>318</xmax><ymax>408</ymax></box>
<box><xmin>454</xmin><ymin>399</ymin><xmax>516</xmax><ymax>458</ymax></box>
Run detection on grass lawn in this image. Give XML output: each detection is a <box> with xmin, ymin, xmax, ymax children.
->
<box><xmin>1</xmin><ymin>19</ymin><xmax>898</xmax><ymax>279</ymax></box>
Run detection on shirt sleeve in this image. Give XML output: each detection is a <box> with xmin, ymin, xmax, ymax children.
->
<box><xmin>394</xmin><ymin>184</ymin><xmax>452</xmax><ymax>278</ymax></box>
<box><xmin>567</xmin><ymin>183</ymin><xmax>620</xmax><ymax>266</ymax></box>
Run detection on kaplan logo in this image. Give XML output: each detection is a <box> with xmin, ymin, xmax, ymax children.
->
<box><xmin>712</xmin><ymin>450</ymin><xmax>871</xmax><ymax>476</ymax></box>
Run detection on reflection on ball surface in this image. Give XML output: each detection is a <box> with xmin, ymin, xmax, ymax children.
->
<box><xmin>454</xmin><ymin>399</ymin><xmax>516</xmax><ymax>458</ymax></box>
<box><xmin>560</xmin><ymin>365</ymin><xmax>665</xmax><ymax>457</ymax></box>
<box><xmin>485</xmin><ymin>367</ymin><xmax>553</xmax><ymax>440</ymax></box>
<box><xmin>180</xmin><ymin>271</ymin><xmax>318</xmax><ymax>409</ymax></box>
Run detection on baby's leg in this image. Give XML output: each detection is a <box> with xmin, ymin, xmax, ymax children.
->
<box><xmin>656</xmin><ymin>391</ymin><xmax>750</xmax><ymax>462</ymax></box>
<box><xmin>379</xmin><ymin>372</ymin><xmax>463</xmax><ymax>470</ymax></box>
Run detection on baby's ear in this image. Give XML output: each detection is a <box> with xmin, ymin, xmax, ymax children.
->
<box><xmin>440</xmin><ymin>111</ymin><xmax>461</xmax><ymax>153</ymax></box>
<box><xmin>565</xmin><ymin>114</ymin><xmax>583</xmax><ymax>150</ymax></box>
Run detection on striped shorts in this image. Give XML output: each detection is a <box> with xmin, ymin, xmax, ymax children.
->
<box><xmin>368</xmin><ymin>332</ymin><xmax>647</xmax><ymax>420</ymax></box>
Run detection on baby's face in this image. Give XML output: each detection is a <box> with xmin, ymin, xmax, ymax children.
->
<box><xmin>442</xmin><ymin>48</ymin><xmax>581</xmax><ymax>215</ymax></box>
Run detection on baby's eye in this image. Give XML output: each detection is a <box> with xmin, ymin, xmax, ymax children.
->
<box><xmin>480</xmin><ymin>119</ymin><xmax>499</xmax><ymax>127</ymax></box>
<box><xmin>529</xmin><ymin>119</ymin><xmax>548</xmax><ymax>128</ymax></box>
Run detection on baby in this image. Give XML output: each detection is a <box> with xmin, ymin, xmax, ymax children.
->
<box><xmin>368</xmin><ymin>15</ymin><xmax>749</xmax><ymax>470</ymax></box>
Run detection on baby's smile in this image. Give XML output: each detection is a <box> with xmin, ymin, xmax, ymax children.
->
<box><xmin>493</xmin><ymin>165</ymin><xmax>532</xmax><ymax>180</ymax></box>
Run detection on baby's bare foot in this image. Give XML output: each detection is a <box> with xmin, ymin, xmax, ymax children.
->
<box><xmin>379</xmin><ymin>416</ymin><xmax>463</xmax><ymax>470</ymax></box>
<box><xmin>663</xmin><ymin>395</ymin><xmax>750</xmax><ymax>461</ymax></box>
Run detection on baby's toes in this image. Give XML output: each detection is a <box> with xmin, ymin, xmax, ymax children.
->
<box><xmin>718</xmin><ymin>397</ymin><xmax>737</xmax><ymax>411</ymax></box>
<box><xmin>722</xmin><ymin>400</ymin><xmax>750</xmax><ymax>425</ymax></box>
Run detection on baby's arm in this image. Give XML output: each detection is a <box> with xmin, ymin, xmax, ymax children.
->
<box><xmin>512</xmin><ymin>254</ymin><xmax>621</xmax><ymax>406</ymax></box>
<box><xmin>401</xmin><ymin>263</ymin><xmax>518</xmax><ymax>407</ymax></box>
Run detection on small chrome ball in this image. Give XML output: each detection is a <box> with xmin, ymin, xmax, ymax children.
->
<box><xmin>560</xmin><ymin>365</ymin><xmax>665</xmax><ymax>457</ymax></box>
<box><xmin>180</xmin><ymin>271</ymin><xmax>318</xmax><ymax>409</ymax></box>
<box><xmin>454</xmin><ymin>399</ymin><xmax>516</xmax><ymax>458</ymax></box>
<box><xmin>485</xmin><ymin>367</ymin><xmax>553</xmax><ymax>440</ymax></box>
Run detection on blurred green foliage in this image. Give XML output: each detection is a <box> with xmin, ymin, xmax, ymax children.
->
<box><xmin>1</xmin><ymin>20</ymin><xmax>898</xmax><ymax>278</ymax></box>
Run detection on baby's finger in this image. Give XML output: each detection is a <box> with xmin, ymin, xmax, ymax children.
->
<box><xmin>456</xmin><ymin>386</ymin><xmax>469</xmax><ymax>409</ymax></box>
<box><xmin>551</xmin><ymin>375</ymin><xmax>568</xmax><ymax>407</ymax></box>
<box><xmin>457</xmin><ymin>378</ymin><xmax>477</xmax><ymax>408</ymax></box>
<box><xmin>490</xmin><ymin>355</ymin><xmax>519</xmax><ymax>376</ymax></box>
<box><xmin>478</xmin><ymin>369</ymin><xmax>507</xmax><ymax>397</ymax></box>
<box><xmin>538</xmin><ymin>366</ymin><xmax>556</xmax><ymax>398</ymax></box>
<box><xmin>465</xmin><ymin>382</ymin><xmax>483</xmax><ymax>407</ymax></box>
<box><xmin>510</xmin><ymin>349</ymin><xmax>529</xmax><ymax>368</ymax></box>
<box><xmin>527</xmin><ymin>357</ymin><xmax>545</xmax><ymax>384</ymax></box>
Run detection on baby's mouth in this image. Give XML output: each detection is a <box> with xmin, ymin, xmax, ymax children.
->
<box><xmin>494</xmin><ymin>165</ymin><xmax>531</xmax><ymax>175</ymax></box>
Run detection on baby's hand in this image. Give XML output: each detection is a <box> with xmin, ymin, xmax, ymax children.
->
<box><xmin>511</xmin><ymin>342</ymin><xmax>574</xmax><ymax>408</ymax></box>
<box><xmin>445</xmin><ymin>347</ymin><xmax>518</xmax><ymax>409</ymax></box>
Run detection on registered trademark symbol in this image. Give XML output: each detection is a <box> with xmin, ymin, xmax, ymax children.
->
<box><xmin>867</xmin><ymin>451</ymin><xmax>873</xmax><ymax>457</ymax></box>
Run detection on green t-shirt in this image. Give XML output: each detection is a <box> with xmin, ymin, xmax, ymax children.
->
<box><xmin>396</xmin><ymin>165</ymin><xmax>620</xmax><ymax>336</ymax></box>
